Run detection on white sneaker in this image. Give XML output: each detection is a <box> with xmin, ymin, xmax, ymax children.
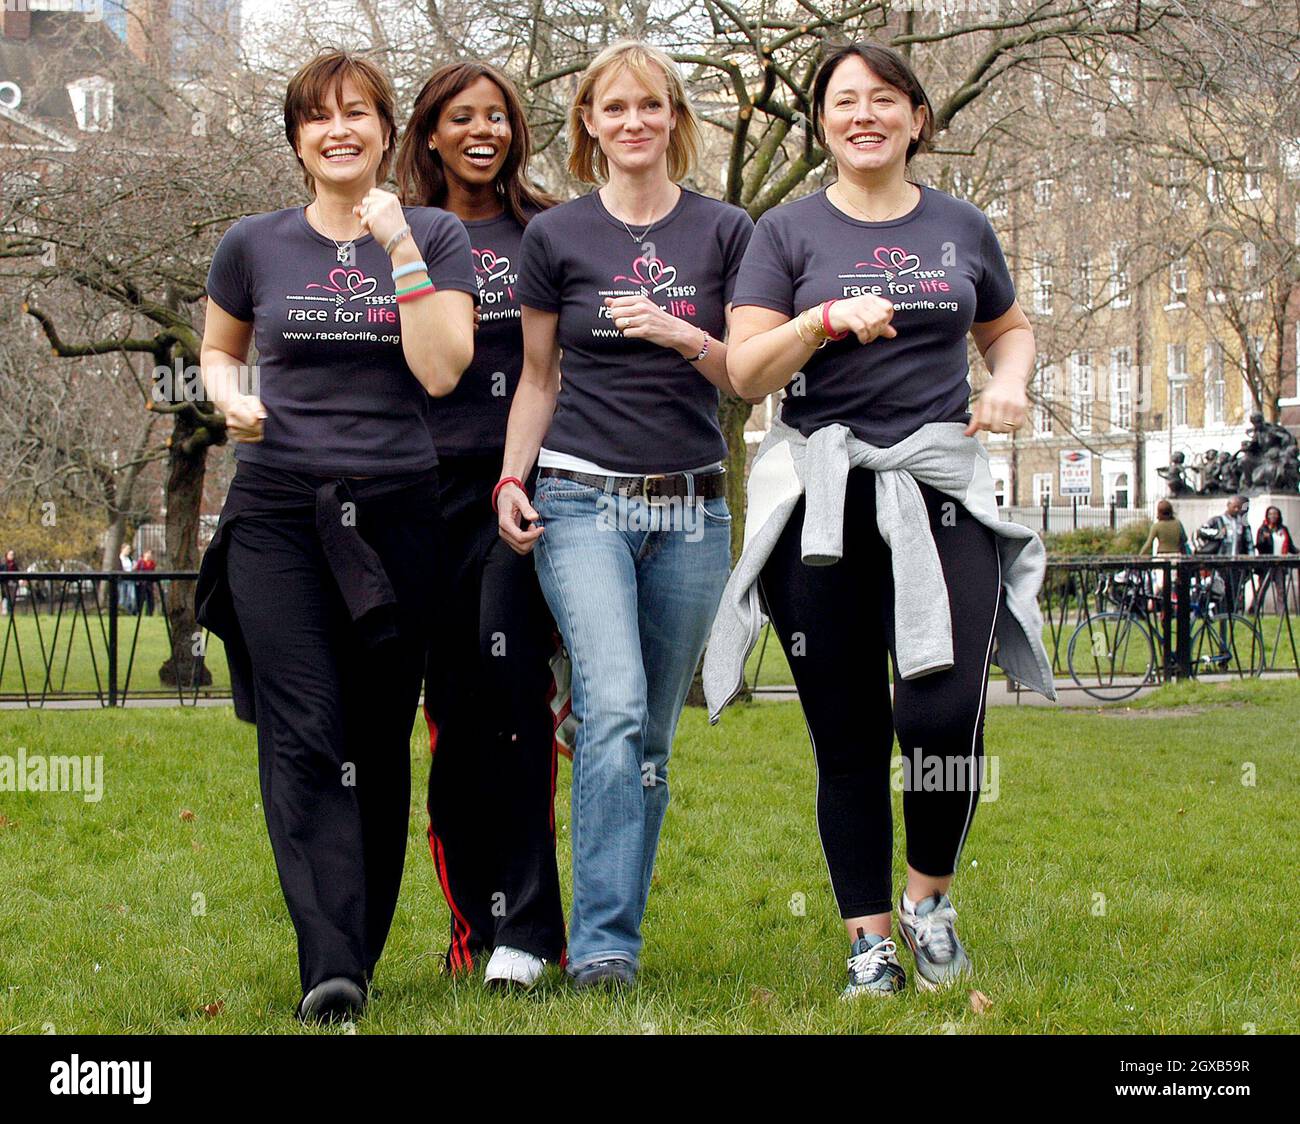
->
<box><xmin>484</xmin><ymin>945</ymin><xmax>546</xmax><ymax>990</ymax></box>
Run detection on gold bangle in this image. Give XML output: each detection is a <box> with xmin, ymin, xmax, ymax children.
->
<box><xmin>793</xmin><ymin>314</ymin><xmax>816</xmax><ymax>348</ymax></box>
<box><xmin>800</xmin><ymin>306</ymin><xmax>830</xmax><ymax>349</ymax></box>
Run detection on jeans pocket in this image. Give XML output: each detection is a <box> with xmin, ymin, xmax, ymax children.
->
<box><xmin>699</xmin><ymin>496</ymin><xmax>732</xmax><ymax>525</ymax></box>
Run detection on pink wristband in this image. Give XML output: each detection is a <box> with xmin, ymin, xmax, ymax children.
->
<box><xmin>821</xmin><ymin>300</ymin><xmax>849</xmax><ymax>341</ymax></box>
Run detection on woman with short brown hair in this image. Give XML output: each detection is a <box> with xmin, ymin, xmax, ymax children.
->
<box><xmin>196</xmin><ymin>49</ymin><xmax>476</xmax><ymax>1022</ymax></box>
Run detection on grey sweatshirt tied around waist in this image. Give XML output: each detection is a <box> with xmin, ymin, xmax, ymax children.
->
<box><xmin>703</xmin><ymin>416</ymin><xmax>1057</xmax><ymax>722</ymax></box>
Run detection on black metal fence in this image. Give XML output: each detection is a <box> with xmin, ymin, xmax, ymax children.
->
<box><xmin>4</xmin><ymin>560</ymin><xmax>1298</xmax><ymax>708</ymax></box>
<box><xmin>1029</xmin><ymin>555</ymin><xmax>1300</xmax><ymax>699</ymax></box>
<box><xmin>0</xmin><ymin>571</ymin><xmax>226</xmax><ymax>707</ymax></box>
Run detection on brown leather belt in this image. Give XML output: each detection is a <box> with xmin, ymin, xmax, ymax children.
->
<box><xmin>538</xmin><ymin>466</ymin><xmax>727</xmax><ymax>500</ymax></box>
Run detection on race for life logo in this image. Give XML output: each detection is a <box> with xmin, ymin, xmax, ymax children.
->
<box><xmin>862</xmin><ymin>245</ymin><xmax>920</xmax><ymax>277</ymax></box>
<box><xmin>614</xmin><ymin>250</ymin><xmax>678</xmax><ymax>294</ymax></box>
<box><xmin>305</xmin><ymin>267</ymin><xmax>379</xmax><ymax>304</ymax></box>
<box><xmin>473</xmin><ymin>248</ymin><xmax>512</xmax><ymax>283</ymax></box>
<box><xmin>838</xmin><ymin>242</ymin><xmax>957</xmax><ymax>310</ymax></box>
<box><xmin>285</xmin><ymin>265</ymin><xmax>399</xmax><ymax>334</ymax></box>
<box><xmin>472</xmin><ymin>247</ymin><xmax>518</xmax><ymax>317</ymax></box>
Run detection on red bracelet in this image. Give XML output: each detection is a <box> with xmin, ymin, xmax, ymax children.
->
<box><xmin>492</xmin><ymin>476</ymin><xmax>525</xmax><ymax>513</ymax></box>
<box><xmin>821</xmin><ymin>300</ymin><xmax>850</xmax><ymax>341</ymax></box>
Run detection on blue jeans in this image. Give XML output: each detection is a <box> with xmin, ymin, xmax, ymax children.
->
<box><xmin>532</xmin><ymin>475</ymin><xmax>731</xmax><ymax>971</ymax></box>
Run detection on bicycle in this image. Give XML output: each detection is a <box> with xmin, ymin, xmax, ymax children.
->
<box><xmin>1066</xmin><ymin>563</ymin><xmax>1264</xmax><ymax>701</ymax></box>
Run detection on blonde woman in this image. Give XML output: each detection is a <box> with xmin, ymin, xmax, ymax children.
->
<box><xmin>495</xmin><ymin>40</ymin><xmax>753</xmax><ymax>987</ymax></box>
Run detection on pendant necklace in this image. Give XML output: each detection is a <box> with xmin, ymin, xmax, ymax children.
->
<box><xmin>310</xmin><ymin>202</ymin><xmax>367</xmax><ymax>263</ymax></box>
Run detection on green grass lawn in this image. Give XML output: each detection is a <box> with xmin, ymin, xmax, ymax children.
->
<box><xmin>1</xmin><ymin>679</ymin><xmax>1297</xmax><ymax>1034</ymax></box>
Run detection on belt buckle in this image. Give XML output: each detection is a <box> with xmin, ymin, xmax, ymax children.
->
<box><xmin>642</xmin><ymin>473</ymin><xmax>668</xmax><ymax>505</ymax></box>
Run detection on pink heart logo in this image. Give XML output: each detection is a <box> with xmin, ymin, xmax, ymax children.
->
<box><xmin>474</xmin><ymin>249</ymin><xmax>511</xmax><ymax>282</ymax></box>
<box><xmin>868</xmin><ymin>246</ymin><xmax>919</xmax><ymax>276</ymax></box>
<box><xmin>307</xmin><ymin>268</ymin><xmax>377</xmax><ymax>300</ymax></box>
<box><xmin>615</xmin><ymin>254</ymin><xmax>677</xmax><ymax>293</ymax></box>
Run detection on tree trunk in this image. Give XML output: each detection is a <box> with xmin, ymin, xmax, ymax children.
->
<box><xmin>158</xmin><ymin>410</ymin><xmax>212</xmax><ymax>687</ymax></box>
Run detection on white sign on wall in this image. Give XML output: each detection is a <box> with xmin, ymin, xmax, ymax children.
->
<box><xmin>1059</xmin><ymin>449</ymin><xmax>1093</xmax><ymax>497</ymax></box>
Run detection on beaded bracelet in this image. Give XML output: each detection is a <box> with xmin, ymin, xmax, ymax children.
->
<box><xmin>384</xmin><ymin>224</ymin><xmax>412</xmax><ymax>254</ymax></box>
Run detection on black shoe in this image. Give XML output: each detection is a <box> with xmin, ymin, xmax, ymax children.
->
<box><xmin>569</xmin><ymin>958</ymin><xmax>637</xmax><ymax>990</ymax></box>
<box><xmin>297</xmin><ymin>977</ymin><xmax>367</xmax><ymax>1024</ymax></box>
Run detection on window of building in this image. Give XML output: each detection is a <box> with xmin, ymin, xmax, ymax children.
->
<box><xmin>1108</xmin><ymin>56</ymin><xmax>1135</xmax><ymax>105</ymax></box>
<box><xmin>986</xmin><ymin>180</ymin><xmax>1009</xmax><ymax>219</ymax></box>
<box><xmin>1168</xmin><ymin>257</ymin><xmax>1188</xmax><ymax>306</ymax></box>
<box><xmin>1169</xmin><ymin>343</ymin><xmax>1189</xmax><ymax>427</ymax></box>
<box><xmin>66</xmin><ymin>76</ymin><xmax>114</xmax><ymax>132</ymax></box>
<box><xmin>1243</xmin><ymin>149</ymin><xmax>1263</xmax><ymax>199</ymax></box>
<box><xmin>993</xmin><ymin>478</ymin><xmax>1006</xmax><ymax>507</ymax></box>
<box><xmin>1034</xmin><ymin>177</ymin><xmax>1053</xmax><ymax>208</ymax></box>
<box><xmin>1110</xmin><ymin>472</ymin><xmax>1130</xmax><ymax>508</ymax></box>
<box><xmin>1071</xmin><ymin>352</ymin><xmax>1094</xmax><ymax>434</ymax></box>
<box><xmin>1109</xmin><ymin>243</ymin><xmax>1131</xmax><ymax>307</ymax></box>
<box><xmin>1076</xmin><ymin>254</ymin><xmax>1093</xmax><ymax>307</ymax></box>
<box><xmin>1207</xmin><ymin>164</ymin><xmax>1221</xmax><ymax>203</ymax></box>
<box><xmin>1033</xmin><ymin>473</ymin><xmax>1053</xmax><ymax>505</ymax></box>
<box><xmin>1204</xmin><ymin>341</ymin><xmax>1226</xmax><ymax>426</ymax></box>
<box><xmin>1112</xmin><ymin>156</ymin><xmax>1131</xmax><ymax>199</ymax></box>
<box><xmin>1034</xmin><ymin>357</ymin><xmax>1055</xmax><ymax>435</ymax></box>
<box><xmin>1243</xmin><ymin>242</ymin><xmax>1262</xmax><ymax>299</ymax></box>
<box><xmin>1110</xmin><ymin>347</ymin><xmax>1132</xmax><ymax>431</ymax></box>
<box><xmin>1033</xmin><ymin>259</ymin><xmax>1054</xmax><ymax>315</ymax></box>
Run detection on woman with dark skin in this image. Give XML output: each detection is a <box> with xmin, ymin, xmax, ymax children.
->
<box><xmin>395</xmin><ymin>62</ymin><xmax>565</xmax><ymax>989</ymax></box>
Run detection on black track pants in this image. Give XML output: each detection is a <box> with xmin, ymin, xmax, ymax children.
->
<box><xmin>423</xmin><ymin>455</ymin><xmax>565</xmax><ymax>970</ymax></box>
<box><xmin>225</xmin><ymin>473</ymin><xmax>437</xmax><ymax>996</ymax></box>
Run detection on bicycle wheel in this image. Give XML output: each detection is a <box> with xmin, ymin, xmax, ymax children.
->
<box><xmin>1189</xmin><ymin>614</ymin><xmax>1265</xmax><ymax>679</ymax></box>
<box><xmin>1067</xmin><ymin>611</ymin><xmax>1156</xmax><ymax>701</ymax></box>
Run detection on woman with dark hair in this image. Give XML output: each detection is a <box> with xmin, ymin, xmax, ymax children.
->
<box><xmin>1141</xmin><ymin>499</ymin><xmax>1189</xmax><ymax>556</ymax></box>
<box><xmin>496</xmin><ymin>40</ymin><xmax>753</xmax><ymax>988</ymax></box>
<box><xmin>196</xmin><ymin>49</ymin><xmax>476</xmax><ymax>1022</ymax></box>
<box><xmin>709</xmin><ymin>42</ymin><xmax>1054</xmax><ymax>999</ymax></box>
<box><xmin>1255</xmin><ymin>505</ymin><xmax>1298</xmax><ymax>613</ymax></box>
<box><xmin>396</xmin><ymin>62</ymin><xmax>565</xmax><ymax>990</ymax></box>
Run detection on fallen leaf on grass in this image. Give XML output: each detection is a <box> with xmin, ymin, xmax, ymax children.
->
<box><xmin>179</xmin><ymin>809</ymin><xmax>196</xmax><ymax>822</ymax></box>
<box><xmin>750</xmin><ymin>987</ymin><xmax>776</xmax><ymax>1006</ymax></box>
<box><xmin>0</xmin><ymin>814</ymin><xmax>17</xmax><ymax>829</ymax></box>
<box><xmin>969</xmin><ymin>990</ymin><xmax>992</xmax><ymax>1015</ymax></box>
<box><xmin>201</xmin><ymin>1000</ymin><xmax>224</xmax><ymax>1019</ymax></box>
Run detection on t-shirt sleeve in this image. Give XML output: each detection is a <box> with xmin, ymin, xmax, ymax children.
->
<box><xmin>974</xmin><ymin>215</ymin><xmax>1016</xmax><ymax>322</ymax></box>
<box><xmin>730</xmin><ymin>212</ymin><xmax>795</xmax><ymax>317</ymax></box>
<box><xmin>516</xmin><ymin>220</ymin><xmax>560</xmax><ymax>313</ymax></box>
<box><xmin>719</xmin><ymin>206</ymin><xmax>756</xmax><ymax>306</ymax></box>
<box><xmin>205</xmin><ymin>220</ymin><xmax>254</xmax><ymax>321</ymax></box>
<box><xmin>419</xmin><ymin>211</ymin><xmax>477</xmax><ymax>298</ymax></box>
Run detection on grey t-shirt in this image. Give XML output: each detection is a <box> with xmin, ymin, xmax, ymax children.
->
<box><xmin>206</xmin><ymin>205</ymin><xmax>477</xmax><ymax>475</ymax></box>
<box><xmin>732</xmin><ymin>184</ymin><xmax>1016</xmax><ymax>447</ymax></box>
<box><xmin>516</xmin><ymin>189</ymin><xmax>753</xmax><ymax>473</ymax></box>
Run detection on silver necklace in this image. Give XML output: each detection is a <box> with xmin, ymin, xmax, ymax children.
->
<box><xmin>310</xmin><ymin>203</ymin><xmax>367</xmax><ymax>263</ymax></box>
<box><xmin>610</xmin><ymin>188</ymin><xmax>677</xmax><ymax>243</ymax></box>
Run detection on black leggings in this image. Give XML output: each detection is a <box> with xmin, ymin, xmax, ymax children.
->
<box><xmin>759</xmin><ymin>468</ymin><xmax>1002</xmax><ymax>918</ymax></box>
